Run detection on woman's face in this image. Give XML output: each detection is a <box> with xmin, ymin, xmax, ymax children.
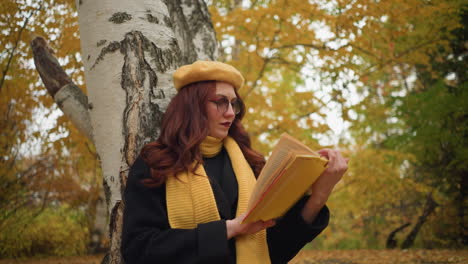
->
<box><xmin>206</xmin><ymin>82</ymin><xmax>237</xmax><ymax>139</ymax></box>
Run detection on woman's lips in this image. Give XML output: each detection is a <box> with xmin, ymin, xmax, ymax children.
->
<box><xmin>221</xmin><ymin>122</ymin><xmax>231</xmax><ymax>128</ymax></box>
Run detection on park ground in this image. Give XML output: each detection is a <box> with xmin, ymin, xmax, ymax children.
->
<box><xmin>0</xmin><ymin>249</ymin><xmax>466</xmax><ymax>264</ymax></box>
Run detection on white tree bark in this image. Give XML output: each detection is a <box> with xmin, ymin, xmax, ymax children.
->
<box><xmin>73</xmin><ymin>0</ymin><xmax>217</xmax><ymax>263</ymax></box>
<box><xmin>54</xmin><ymin>84</ymin><xmax>94</xmax><ymax>141</ymax></box>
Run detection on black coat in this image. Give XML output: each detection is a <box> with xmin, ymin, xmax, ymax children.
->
<box><xmin>121</xmin><ymin>148</ymin><xmax>329</xmax><ymax>264</ymax></box>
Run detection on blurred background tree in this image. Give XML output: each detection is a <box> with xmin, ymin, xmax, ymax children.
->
<box><xmin>209</xmin><ymin>0</ymin><xmax>467</xmax><ymax>249</ymax></box>
<box><xmin>0</xmin><ymin>0</ymin><xmax>105</xmax><ymax>257</ymax></box>
<box><xmin>0</xmin><ymin>0</ymin><xmax>466</xmax><ymax>258</ymax></box>
<box><xmin>344</xmin><ymin>3</ymin><xmax>467</xmax><ymax>249</ymax></box>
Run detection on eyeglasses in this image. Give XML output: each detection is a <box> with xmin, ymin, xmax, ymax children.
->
<box><xmin>209</xmin><ymin>96</ymin><xmax>243</xmax><ymax>115</ymax></box>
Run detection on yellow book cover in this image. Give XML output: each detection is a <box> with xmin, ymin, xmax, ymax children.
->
<box><xmin>243</xmin><ymin>133</ymin><xmax>328</xmax><ymax>224</ymax></box>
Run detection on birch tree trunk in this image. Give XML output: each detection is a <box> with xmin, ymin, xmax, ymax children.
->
<box><xmin>35</xmin><ymin>1</ymin><xmax>217</xmax><ymax>263</ymax></box>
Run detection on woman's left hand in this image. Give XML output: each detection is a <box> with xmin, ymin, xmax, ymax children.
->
<box><xmin>301</xmin><ymin>148</ymin><xmax>348</xmax><ymax>223</ymax></box>
<box><xmin>226</xmin><ymin>213</ymin><xmax>276</xmax><ymax>239</ymax></box>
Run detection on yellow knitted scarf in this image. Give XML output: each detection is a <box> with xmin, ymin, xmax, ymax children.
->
<box><xmin>166</xmin><ymin>136</ymin><xmax>270</xmax><ymax>264</ymax></box>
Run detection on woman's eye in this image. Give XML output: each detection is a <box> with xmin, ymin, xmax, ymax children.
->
<box><xmin>219</xmin><ymin>98</ymin><xmax>230</xmax><ymax>105</ymax></box>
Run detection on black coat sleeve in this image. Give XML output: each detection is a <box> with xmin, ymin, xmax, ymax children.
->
<box><xmin>267</xmin><ymin>196</ymin><xmax>330</xmax><ymax>264</ymax></box>
<box><xmin>121</xmin><ymin>157</ymin><xmax>231</xmax><ymax>264</ymax></box>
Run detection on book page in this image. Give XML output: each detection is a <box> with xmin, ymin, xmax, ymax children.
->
<box><xmin>276</xmin><ymin>133</ymin><xmax>319</xmax><ymax>156</ymax></box>
<box><xmin>248</xmin><ymin>150</ymin><xmax>293</xmax><ymax>206</ymax></box>
<box><xmin>248</xmin><ymin>133</ymin><xmax>320</xmax><ymax>207</ymax></box>
<box><xmin>245</xmin><ymin>156</ymin><xmax>327</xmax><ymax>222</ymax></box>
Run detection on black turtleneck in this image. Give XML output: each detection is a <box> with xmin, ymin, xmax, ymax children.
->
<box><xmin>203</xmin><ymin>147</ymin><xmax>238</xmax><ymax>219</ymax></box>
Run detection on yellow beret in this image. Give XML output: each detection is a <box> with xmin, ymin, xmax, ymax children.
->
<box><xmin>173</xmin><ymin>60</ymin><xmax>245</xmax><ymax>91</ymax></box>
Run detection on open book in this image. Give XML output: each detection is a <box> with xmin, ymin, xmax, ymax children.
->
<box><xmin>242</xmin><ymin>133</ymin><xmax>328</xmax><ymax>224</ymax></box>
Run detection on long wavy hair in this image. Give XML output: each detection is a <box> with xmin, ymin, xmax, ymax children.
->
<box><xmin>140</xmin><ymin>81</ymin><xmax>265</xmax><ymax>187</ymax></box>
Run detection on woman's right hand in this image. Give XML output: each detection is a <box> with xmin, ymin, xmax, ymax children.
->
<box><xmin>226</xmin><ymin>213</ymin><xmax>275</xmax><ymax>239</ymax></box>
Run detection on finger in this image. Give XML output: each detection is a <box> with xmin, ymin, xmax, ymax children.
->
<box><xmin>327</xmin><ymin>149</ymin><xmax>336</xmax><ymax>165</ymax></box>
<box><xmin>334</xmin><ymin>151</ymin><xmax>345</xmax><ymax>165</ymax></box>
<box><xmin>334</xmin><ymin>151</ymin><xmax>348</xmax><ymax>167</ymax></box>
<box><xmin>335</xmin><ymin>150</ymin><xmax>346</xmax><ymax>161</ymax></box>
<box><xmin>237</xmin><ymin>213</ymin><xmax>248</xmax><ymax>226</ymax></box>
<box><xmin>318</xmin><ymin>149</ymin><xmax>330</xmax><ymax>159</ymax></box>
<box><xmin>258</xmin><ymin>220</ymin><xmax>275</xmax><ymax>231</ymax></box>
<box><xmin>256</xmin><ymin>220</ymin><xmax>273</xmax><ymax>232</ymax></box>
<box><xmin>269</xmin><ymin>220</ymin><xmax>276</xmax><ymax>228</ymax></box>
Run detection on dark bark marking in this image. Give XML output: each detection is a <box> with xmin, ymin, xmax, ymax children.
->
<box><xmin>120</xmin><ymin>169</ymin><xmax>127</xmax><ymax>196</ymax></box>
<box><xmin>202</xmin><ymin>34</ymin><xmax>217</xmax><ymax>61</ymax></box>
<box><xmin>91</xmin><ymin>41</ymin><xmax>121</xmax><ymax>69</ymax></box>
<box><xmin>55</xmin><ymin>83</ymin><xmax>89</xmax><ymax>110</ymax></box>
<box><xmin>148</xmin><ymin>37</ymin><xmax>181</xmax><ymax>73</ymax></box>
<box><xmin>103</xmin><ymin>178</ymin><xmax>111</xmax><ymax>211</ymax></box>
<box><xmin>191</xmin><ymin>0</ymin><xmax>217</xmax><ymax>58</ymax></box>
<box><xmin>31</xmin><ymin>36</ymin><xmax>73</xmax><ymax>96</ymax></box>
<box><xmin>146</xmin><ymin>14</ymin><xmax>159</xmax><ymax>24</ymax></box>
<box><xmin>108</xmin><ymin>201</ymin><xmax>124</xmax><ymax>263</ymax></box>
<box><xmin>120</xmin><ymin>31</ymin><xmax>174</xmax><ymax>166</ymax></box>
<box><xmin>87</xmin><ymin>54</ymin><xmax>90</xmax><ymax>61</ymax></box>
<box><xmin>153</xmin><ymin>87</ymin><xmax>165</xmax><ymax>99</ymax></box>
<box><xmin>163</xmin><ymin>15</ymin><xmax>172</xmax><ymax>28</ymax></box>
<box><xmin>188</xmin><ymin>0</ymin><xmax>210</xmax><ymax>31</ymax></box>
<box><xmin>88</xmin><ymin>31</ymin><xmax>181</xmax><ymax>167</ymax></box>
<box><xmin>97</xmin><ymin>39</ymin><xmax>107</xmax><ymax>47</ymax></box>
<box><xmin>109</xmin><ymin>201</ymin><xmax>121</xmax><ymax>240</ymax></box>
<box><xmin>163</xmin><ymin>0</ymin><xmax>217</xmax><ymax>63</ymax></box>
<box><xmin>109</xmin><ymin>12</ymin><xmax>132</xmax><ymax>24</ymax></box>
<box><xmin>163</xmin><ymin>0</ymin><xmax>198</xmax><ymax>64</ymax></box>
<box><xmin>92</xmin><ymin>34</ymin><xmax>181</xmax><ymax>71</ymax></box>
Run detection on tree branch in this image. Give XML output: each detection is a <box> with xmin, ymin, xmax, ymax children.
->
<box><xmin>244</xmin><ymin>13</ymin><xmax>284</xmax><ymax>99</ymax></box>
<box><xmin>386</xmin><ymin>222</ymin><xmax>411</xmax><ymax>249</ymax></box>
<box><xmin>401</xmin><ymin>191</ymin><xmax>439</xmax><ymax>249</ymax></box>
<box><xmin>0</xmin><ymin>5</ymin><xmax>38</xmax><ymax>92</ymax></box>
<box><xmin>361</xmin><ymin>38</ymin><xmax>443</xmax><ymax>79</ymax></box>
<box><xmin>31</xmin><ymin>36</ymin><xmax>94</xmax><ymax>142</ymax></box>
<box><xmin>244</xmin><ymin>57</ymin><xmax>270</xmax><ymax>99</ymax></box>
<box><xmin>273</xmin><ymin>43</ymin><xmax>331</xmax><ymax>51</ymax></box>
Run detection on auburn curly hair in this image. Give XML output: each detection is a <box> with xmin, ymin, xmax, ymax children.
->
<box><xmin>140</xmin><ymin>81</ymin><xmax>265</xmax><ymax>187</ymax></box>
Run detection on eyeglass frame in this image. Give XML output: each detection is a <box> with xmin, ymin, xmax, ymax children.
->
<box><xmin>208</xmin><ymin>96</ymin><xmax>243</xmax><ymax>115</ymax></box>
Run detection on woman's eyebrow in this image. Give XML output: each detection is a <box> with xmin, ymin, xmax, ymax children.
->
<box><xmin>214</xmin><ymin>94</ymin><xmax>238</xmax><ymax>101</ymax></box>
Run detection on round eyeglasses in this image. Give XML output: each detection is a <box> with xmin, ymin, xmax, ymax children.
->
<box><xmin>209</xmin><ymin>97</ymin><xmax>242</xmax><ymax>115</ymax></box>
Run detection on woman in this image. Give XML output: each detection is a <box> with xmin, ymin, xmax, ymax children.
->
<box><xmin>121</xmin><ymin>61</ymin><xmax>348</xmax><ymax>264</ymax></box>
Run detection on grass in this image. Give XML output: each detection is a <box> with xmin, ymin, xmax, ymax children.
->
<box><xmin>0</xmin><ymin>250</ymin><xmax>467</xmax><ymax>264</ymax></box>
<box><xmin>291</xmin><ymin>249</ymin><xmax>468</xmax><ymax>264</ymax></box>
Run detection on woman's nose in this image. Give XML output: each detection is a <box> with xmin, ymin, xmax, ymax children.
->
<box><xmin>224</xmin><ymin>103</ymin><xmax>235</xmax><ymax>117</ymax></box>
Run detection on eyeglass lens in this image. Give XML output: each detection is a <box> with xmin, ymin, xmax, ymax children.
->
<box><xmin>212</xmin><ymin>97</ymin><xmax>241</xmax><ymax>114</ymax></box>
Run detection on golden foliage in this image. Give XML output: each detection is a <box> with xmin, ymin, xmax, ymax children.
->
<box><xmin>209</xmin><ymin>0</ymin><xmax>465</xmax><ymax>249</ymax></box>
<box><xmin>0</xmin><ymin>206</ymin><xmax>89</xmax><ymax>258</ymax></box>
<box><xmin>210</xmin><ymin>0</ymin><xmax>462</xmax><ymax>154</ymax></box>
<box><xmin>1</xmin><ymin>0</ymin><xmax>101</xmax><ymax>257</ymax></box>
